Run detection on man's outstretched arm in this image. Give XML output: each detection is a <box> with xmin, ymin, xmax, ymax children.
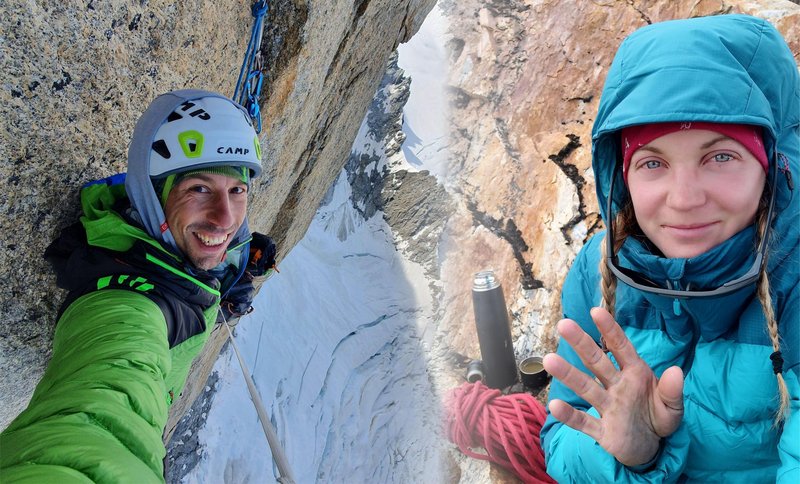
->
<box><xmin>1</xmin><ymin>289</ymin><xmax>172</xmax><ymax>484</ymax></box>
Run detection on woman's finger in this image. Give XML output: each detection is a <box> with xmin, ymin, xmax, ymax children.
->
<box><xmin>556</xmin><ymin>318</ymin><xmax>620</xmax><ymax>387</ymax></box>
<box><xmin>548</xmin><ymin>398</ymin><xmax>603</xmax><ymax>442</ymax></box>
<box><xmin>590</xmin><ymin>307</ymin><xmax>640</xmax><ymax>368</ymax></box>
<box><xmin>543</xmin><ymin>353</ymin><xmax>608</xmax><ymax>411</ymax></box>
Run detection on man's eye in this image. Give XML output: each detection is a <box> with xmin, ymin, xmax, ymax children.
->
<box><xmin>231</xmin><ymin>186</ymin><xmax>247</xmax><ymax>195</ymax></box>
<box><xmin>189</xmin><ymin>185</ymin><xmax>210</xmax><ymax>193</ymax></box>
<box><xmin>713</xmin><ymin>153</ymin><xmax>734</xmax><ymax>162</ymax></box>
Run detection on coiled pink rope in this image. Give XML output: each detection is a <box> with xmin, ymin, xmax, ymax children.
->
<box><xmin>446</xmin><ymin>381</ymin><xmax>555</xmax><ymax>483</ymax></box>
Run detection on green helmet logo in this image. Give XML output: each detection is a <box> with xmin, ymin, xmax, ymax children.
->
<box><xmin>178</xmin><ymin>130</ymin><xmax>204</xmax><ymax>158</ymax></box>
<box><xmin>254</xmin><ymin>135</ymin><xmax>262</xmax><ymax>160</ymax></box>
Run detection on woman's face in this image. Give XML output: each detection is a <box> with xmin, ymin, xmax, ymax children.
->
<box><xmin>626</xmin><ymin>129</ymin><xmax>766</xmax><ymax>259</ymax></box>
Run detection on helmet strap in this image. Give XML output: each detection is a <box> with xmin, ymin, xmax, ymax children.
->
<box><xmin>159</xmin><ymin>174</ymin><xmax>177</xmax><ymax>208</ymax></box>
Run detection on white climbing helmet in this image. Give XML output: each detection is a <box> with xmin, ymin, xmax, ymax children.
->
<box><xmin>149</xmin><ymin>95</ymin><xmax>263</xmax><ymax>178</ymax></box>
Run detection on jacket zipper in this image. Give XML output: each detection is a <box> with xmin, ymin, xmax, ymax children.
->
<box><xmin>668</xmin><ymin>279</ymin><xmax>699</xmax><ymax>371</ymax></box>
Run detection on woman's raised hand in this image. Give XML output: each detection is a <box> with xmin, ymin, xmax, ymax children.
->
<box><xmin>543</xmin><ymin>307</ymin><xmax>685</xmax><ymax>467</ymax></box>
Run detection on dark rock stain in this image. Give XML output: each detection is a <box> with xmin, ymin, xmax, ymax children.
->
<box><xmin>547</xmin><ymin>134</ymin><xmax>600</xmax><ymax>244</ymax></box>
<box><xmin>128</xmin><ymin>13</ymin><xmax>141</xmax><ymax>31</ymax></box>
<box><xmin>467</xmin><ymin>201</ymin><xmax>544</xmax><ymax>290</ymax></box>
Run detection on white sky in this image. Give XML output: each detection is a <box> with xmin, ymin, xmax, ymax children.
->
<box><xmin>397</xmin><ymin>4</ymin><xmax>450</xmax><ymax>181</ymax></box>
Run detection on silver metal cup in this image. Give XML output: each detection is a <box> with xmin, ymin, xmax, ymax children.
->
<box><xmin>466</xmin><ymin>360</ymin><xmax>485</xmax><ymax>383</ymax></box>
<box><xmin>519</xmin><ymin>355</ymin><xmax>550</xmax><ymax>394</ymax></box>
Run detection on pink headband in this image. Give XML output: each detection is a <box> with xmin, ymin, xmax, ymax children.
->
<box><xmin>621</xmin><ymin>122</ymin><xmax>769</xmax><ymax>181</ymax></box>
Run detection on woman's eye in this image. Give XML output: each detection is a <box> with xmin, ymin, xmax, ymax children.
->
<box><xmin>644</xmin><ymin>160</ymin><xmax>661</xmax><ymax>169</ymax></box>
<box><xmin>713</xmin><ymin>153</ymin><xmax>734</xmax><ymax>162</ymax></box>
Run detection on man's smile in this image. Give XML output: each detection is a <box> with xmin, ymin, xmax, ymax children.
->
<box><xmin>194</xmin><ymin>231</ymin><xmax>230</xmax><ymax>247</ymax></box>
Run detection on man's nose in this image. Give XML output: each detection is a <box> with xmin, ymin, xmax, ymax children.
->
<box><xmin>207</xmin><ymin>192</ymin><xmax>235</xmax><ymax>228</ymax></box>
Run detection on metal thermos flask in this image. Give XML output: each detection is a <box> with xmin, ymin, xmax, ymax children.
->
<box><xmin>472</xmin><ymin>270</ymin><xmax>518</xmax><ymax>389</ymax></box>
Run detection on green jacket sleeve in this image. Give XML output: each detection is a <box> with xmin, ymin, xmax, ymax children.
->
<box><xmin>0</xmin><ymin>289</ymin><xmax>171</xmax><ymax>484</ymax></box>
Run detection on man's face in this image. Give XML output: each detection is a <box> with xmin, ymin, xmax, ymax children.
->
<box><xmin>164</xmin><ymin>173</ymin><xmax>248</xmax><ymax>270</ymax></box>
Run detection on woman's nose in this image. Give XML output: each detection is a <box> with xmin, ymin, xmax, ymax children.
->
<box><xmin>665</xmin><ymin>169</ymin><xmax>707</xmax><ymax>210</ymax></box>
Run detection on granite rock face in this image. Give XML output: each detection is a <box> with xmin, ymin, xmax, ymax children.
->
<box><xmin>0</xmin><ymin>0</ymin><xmax>436</xmax><ymax>430</ymax></box>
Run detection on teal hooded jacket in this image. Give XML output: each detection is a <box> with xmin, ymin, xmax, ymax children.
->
<box><xmin>542</xmin><ymin>15</ymin><xmax>799</xmax><ymax>483</ymax></box>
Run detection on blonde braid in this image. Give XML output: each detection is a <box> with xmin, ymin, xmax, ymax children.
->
<box><xmin>599</xmin><ymin>237</ymin><xmax>617</xmax><ymax>316</ymax></box>
<box><xmin>599</xmin><ymin>204</ymin><xmax>637</xmax><ymax>317</ymax></box>
<box><xmin>759</xmin><ymin>270</ymin><xmax>789</xmax><ymax>424</ymax></box>
<box><xmin>598</xmin><ymin>205</ymin><xmax>639</xmax><ymax>353</ymax></box>
<box><xmin>753</xmin><ymin>195</ymin><xmax>790</xmax><ymax>423</ymax></box>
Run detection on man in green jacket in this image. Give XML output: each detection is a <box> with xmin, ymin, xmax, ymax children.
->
<box><xmin>0</xmin><ymin>90</ymin><xmax>271</xmax><ymax>483</ymax></box>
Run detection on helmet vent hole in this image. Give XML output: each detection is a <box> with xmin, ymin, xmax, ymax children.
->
<box><xmin>152</xmin><ymin>140</ymin><xmax>171</xmax><ymax>159</ymax></box>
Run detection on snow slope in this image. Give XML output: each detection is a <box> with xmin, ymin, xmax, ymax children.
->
<box><xmin>183</xmin><ymin>5</ymin><xmax>452</xmax><ymax>483</ymax></box>
<box><xmin>183</xmin><ymin>175</ymin><xmax>445</xmax><ymax>483</ymax></box>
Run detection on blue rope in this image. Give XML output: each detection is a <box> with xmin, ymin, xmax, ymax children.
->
<box><xmin>234</xmin><ymin>1</ymin><xmax>268</xmax><ymax>133</ymax></box>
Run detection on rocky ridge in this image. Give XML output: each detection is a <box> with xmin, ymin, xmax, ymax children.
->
<box><xmin>345</xmin><ymin>52</ymin><xmax>453</xmax><ymax>281</ymax></box>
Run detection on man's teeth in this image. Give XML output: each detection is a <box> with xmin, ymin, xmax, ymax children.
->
<box><xmin>195</xmin><ymin>233</ymin><xmax>227</xmax><ymax>246</ymax></box>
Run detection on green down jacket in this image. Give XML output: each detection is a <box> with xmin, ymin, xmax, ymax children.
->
<box><xmin>0</xmin><ymin>179</ymin><xmax>248</xmax><ymax>483</ymax></box>
<box><xmin>542</xmin><ymin>14</ymin><xmax>799</xmax><ymax>483</ymax></box>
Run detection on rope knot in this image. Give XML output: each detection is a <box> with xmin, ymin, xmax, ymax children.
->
<box><xmin>252</xmin><ymin>1</ymin><xmax>268</xmax><ymax>17</ymax></box>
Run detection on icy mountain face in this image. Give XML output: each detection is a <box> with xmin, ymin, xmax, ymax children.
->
<box><xmin>345</xmin><ymin>52</ymin><xmax>453</xmax><ymax>281</ymax></box>
<box><xmin>173</xmin><ymin>50</ymin><xmax>454</xmax><ymax>483</ymax></box>
<box><xmin>343</xmin><ymin>52</ymin><xmax>410</xmax><ymax>224</ymax></box>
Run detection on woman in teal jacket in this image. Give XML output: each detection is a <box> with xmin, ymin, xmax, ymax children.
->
<box><xmin>541</xmin><ymin>15</ymin><xmax>799</xmax><ymax>482</ymax></box>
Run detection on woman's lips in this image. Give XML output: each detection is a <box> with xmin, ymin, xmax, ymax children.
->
<box><xmin>662</xmin><ymin>221</ymin><xmax>718</xmax><ymax>237</ymax></box>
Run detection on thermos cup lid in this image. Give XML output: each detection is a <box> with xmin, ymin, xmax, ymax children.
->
<box><xmin>473</xmin><ymin>270</ymin><xmax>500</xmax><ymax>291</ymax></box>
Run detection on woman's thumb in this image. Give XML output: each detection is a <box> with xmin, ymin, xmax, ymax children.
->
<box><xmin>654</xmin><ymin>365</ymin><xmax>684</xmax><ymax>436</ymax></box>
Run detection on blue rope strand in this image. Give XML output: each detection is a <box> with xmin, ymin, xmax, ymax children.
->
<box><xmin>235</xmin><ymin>1</ymin><xmax>266</xmax><ymax>102</ymax></box>
<box><xmin>234</xmin><ymin>12</ymin><xmax>260</xmax><ymax>104</ymax></box>
<box><xmin>234</xmin><ymin>1</ymin><xmax>268</xmax><ymax>132</ymax></box>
